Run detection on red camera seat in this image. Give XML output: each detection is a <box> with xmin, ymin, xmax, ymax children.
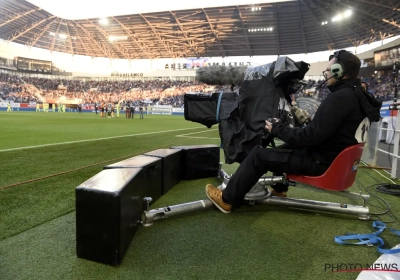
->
<box><xmin>287</xmin><ymin>143</ymin><xmax>365</xmax><ymax>191</ymax></box>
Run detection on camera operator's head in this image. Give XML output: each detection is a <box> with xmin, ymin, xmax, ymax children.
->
<box><xmin>323</xmin><ymin>50</ymin><xmax>361</xmax><ymax>86</ymax></box>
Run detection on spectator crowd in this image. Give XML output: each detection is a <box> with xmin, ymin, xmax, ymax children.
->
<box><xmin>0</xmin><ymin>73</ymin><xmax>217</xmax><ymax>107</ymax></box>
<box><xmin>1</xmin><ymin>72</ymin><xmax>399</xmax><ymax>107</ymax></box>
<box><xmin>296</xmin><ymin>73</ymin><xmax>400</xmax><ymax>101</ymax></box>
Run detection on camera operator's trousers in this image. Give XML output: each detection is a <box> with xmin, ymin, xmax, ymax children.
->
<box><xmin>222</xmin><ymin>145</ymin><xmax>329</xmax><ymax>207</ymax></box>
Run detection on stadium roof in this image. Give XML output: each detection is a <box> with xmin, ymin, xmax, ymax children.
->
<box><xmin>0</xmin><ymin>0</ymin><xmax>399</xmax><ymax>59</ymax></box>
<box><xmin>24</xmin><ymin>0</ymin><xmax>295</xmax><ymax>20</ymax></box>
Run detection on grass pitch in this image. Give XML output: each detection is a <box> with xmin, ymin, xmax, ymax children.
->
<box><xmin>0</xmin><ymin>111</ymin><xmax>399</xmax><ymax>280</ymax></box>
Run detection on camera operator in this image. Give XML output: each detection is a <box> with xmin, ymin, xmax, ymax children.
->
<box><xmin>206</xmin><ymin>50</ymin><xmax>382</xmax><ymax>213</ymax></box>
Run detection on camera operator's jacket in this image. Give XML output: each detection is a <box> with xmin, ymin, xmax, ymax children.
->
<box><xmin>271</xmin><ymin>78</ymin><xmax>382</xmax><ymax>165</ymax></box>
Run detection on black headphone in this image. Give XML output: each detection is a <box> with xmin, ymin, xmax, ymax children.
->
<box><xmin>329</xmin><ymin>50</ymin><xmax>346</xmax><ymax>79</ymax></box>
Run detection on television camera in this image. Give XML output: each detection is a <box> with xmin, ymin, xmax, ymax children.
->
<box><xmin>184</xmin><ymin>56</ymin><xmax>311</xmax><ymax>163</ymax></box>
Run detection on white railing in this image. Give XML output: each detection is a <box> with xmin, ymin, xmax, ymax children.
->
<box><xmin>377</xmin><ymin>115</ymin><xmax>400</xmax><ymax>178</ymax></box>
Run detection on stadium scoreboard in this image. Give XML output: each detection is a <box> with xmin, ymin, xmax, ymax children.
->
<box><xmin>374</xmin><ymin>46</ymin><xmax>400</xmax><ymax>70</ymax></box>
<box><xmin>15</xmin><ymin>56</ymin><xmax>52</xmax><ymax>74</ymax></box>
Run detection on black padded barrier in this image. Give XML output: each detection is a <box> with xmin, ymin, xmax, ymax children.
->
<box><xmin>76</xmin><ymin>168</ymin><xmax>144</xmax><ymax>266</ymax></box>
<box><xmin>170</xmin><ymin>144</ymin><xmax>220</xmax><ymax>180</ymax></box>
<box><xmin>104</xmin><ymin>155</ymin><xmax>162</xmax><ymax>204</ymax></box>
<box><xmin>143</xmin><ymin>148</ymin><xmax>182</xmax><ymax>195</ymax></box>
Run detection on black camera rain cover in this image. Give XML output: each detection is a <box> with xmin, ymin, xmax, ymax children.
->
<box><xmin>184</xmin><ymin>56</ymin><xmax>310</xmax><ymax>163</ymax></box>
<box><xmin>184</xmin><ymin>93</ymin><xmax>220</xmax><ymax>128</ymax></box>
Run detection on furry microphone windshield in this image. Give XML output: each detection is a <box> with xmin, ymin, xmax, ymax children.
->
<box><xmin>195</xmin><ymin>65</ymin><xmax>248</xmax><ymax>86</ymax></box>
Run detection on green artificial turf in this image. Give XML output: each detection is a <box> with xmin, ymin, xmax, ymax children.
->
<box><xmin>0</xmin><ymin>112</ymin><xmax>399</xmax><ymax>280</ymax></box>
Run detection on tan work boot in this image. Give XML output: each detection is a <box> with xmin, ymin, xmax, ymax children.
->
<box><xmin>270</xmin><ymin>189</ymin><xmax>287</xmax><ymax>197</ymax></box>
<box><xmin>205</xmin><ymin>184</ymin><xmax>232</xmax><ymax>213</ymax></box>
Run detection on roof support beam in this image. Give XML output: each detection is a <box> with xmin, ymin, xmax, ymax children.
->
<box><xmin>111</xmin><ymin>17</ymin><xmax>154</xmax><ymax>59</ymax></box>
<box><xmin>202</xmin><ymin>8</ymin><xmax>226</xmax><ymax>57</ymax></box>
<box><xmin>296</xmin><ymin>0</ymin><xmax>308</xmax><ymax>54</ymax></box>
<box><xmin>319</xmin><ymin>0</ymin><xmax>378</xmax><ymax>44</ymax></box>
<box><xmin>65</xmin><ymin>21</ymin><xmax>74</xmax><ymax>55</ymax></box>
<box><xmin>355</xmin><ymin>0</ymin><xmax>400</xmax><ymax>10</ymax></box>
<box><xmin>301</xmin><ymin>0</ymin><xmax>334</xmax><ymax>49</ymax></box>
<box><xmin>70</xmin><ymin>22</ymin><xmax>90</xmax><ymax>56</ymax></box>
<box><xmin>0</xmin><ymin>8</ymin><xmax>40</xmax><ymax>28</ymax></box>
<box><xmin>139</xmin><ymin>14</ymin><xmax>175</xmax><ymax>58</ymax></box>
<box><xmin>8</xmin><ymin>16</ymin><xmax>55</xmax><ymax>42</ymax></box>
<box><xmin>337</xmin><ymin>2</ymin><xmax>398</xmax><ymax>45</ymax></box>
<box><xmin>383</xmin><ymin>19</ymin><xmax>400</xmax><ymax>28</ymax></box>
<box><xmin>85</xmin><ymin>20</ymin><xmax>133</xmax><ymax>59</ymax></box>
<box><xmin>395</xmin><ymin>0</ymin><xmax>400</xmax><ymax>11</ymax></box>
<box><xmin>237</xmin><ymin>6</ymin><xmax>252</xmax><ymax>56</ymax></box>
<box><xmin>274</xmin><ymin>5</ymin><xmax>281</xmax><ymax>55</ymax></box>
<box><xmin>378</xmin><ymin>30</ymin><xmax>394</xmax><ymax>40</ymax></box>
<box><xmin>74</xmin><ymin>22</ymin><xmax>115</xmax><ymax>58</ymax></box>
<box><xmin>50</xmin><ymin>18</ymin><xmax>62</xmax><ymax>52</ymax></box>
<box><xmin>345</xmin><ymin>35</ymin><xmax>366</xmax><ymax>49</ymax></box>
<box><xmin>344</xmin><ymin>2</ymin><xmax>394</xmax><ymax>46</ymax></box>
<box><xmin>343</xmin><ymin>19</ymin><xmax>369</xmax><ymax>47</ymax></box>
<box><xmin>27</xmin><ymin>17</ymin><xmax>57</xmax><ymax>48</ymax></box>
<box><xmin>170</xmin><ymin>11</ymin><xmax>199</xmax><ymax>57</ymax></box>
<box><xmin>339</xmin><ymin>2</ymin><xmax>397</xmax><ymax>26</ymax></box>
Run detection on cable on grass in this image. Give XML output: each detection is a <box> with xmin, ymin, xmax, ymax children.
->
<box><xmin>0</xmin><ymin>138</ymin><xmax>193</xmax><ymax>190</ymax></box>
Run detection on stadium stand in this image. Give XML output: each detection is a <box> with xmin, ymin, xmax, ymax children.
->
<box><xmin>1</xmin><ymin>72</ymin><xmax>398</xmax><ymax>109</ymax></box>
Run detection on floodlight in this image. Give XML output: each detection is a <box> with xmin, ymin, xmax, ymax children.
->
<box><xmin>99</xmin><ymin>18</ymin><xmax>108</xmax><ymax>25</ymax></box>
<box><xmin>343</xmin><ymin>10</ymin><xmax>352</xmax><ymax>17</ymax></box>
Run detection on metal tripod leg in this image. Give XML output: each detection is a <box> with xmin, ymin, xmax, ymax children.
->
<box><xmin>255</xmin><ymin>196</ymin><xmax>369</xmax><ymax>218</ymax></box>
<box><xmin>141</xmin><ymin>199</ymin><xmax>214</xmax><ymax>226</ymax></box>
<box><xmin>141</xmin><ymin>169</ymin><xmax>370</xmax><ymax>226</ymax></box>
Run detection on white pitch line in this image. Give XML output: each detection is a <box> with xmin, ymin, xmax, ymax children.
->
<box><xmin>360</xmin><ymin>160</ymin><xmax>396</xmax><ymax>184</ymax></box>
<box><xmin>176</xmin><ymin>129</ymin><xmax>220</xmax><ymax>140</ymax></box>
<box><xmin>0</xmin><ymin>127</ymin><xmax>204</xmax><ymax>153</ymax></box>
<box><xmin>176</xmin><ymin>129</ymin><xmax>218</xmax><ymax>136</ymax></box>
<box><xmin>177</xmin><ymin>136</ymin><xmax>221</xmax><ymax>140</ymax></box>
<box><xmin>372</xmin><ymin>168</ymin><xmax>396</xmax><ymax>184</ymax></box>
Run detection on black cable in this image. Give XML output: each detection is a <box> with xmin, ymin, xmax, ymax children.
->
<box><xmin>356</xmin><ymin>178</ymin><xmax>395</xmax><ymax>222</ymax></box>
<box><xmin>358</xmin><ymin>178</ymin><xmax>397</xmax><ymax>223</ymax></box>
<box><xmin>376</xmin><ymin>184</ymin><xmax>400</xmax><ymax>195</ymax></box>
<box><xmin>362</xmin><ymin>161</ymin><xmax>400</xmax><ymax>196</ymax></box>
<box><xmin>348</xmin><ymin>179</ymin><xmax>396</xmax><ymax>224</ymax></box>
<box><xmin>363</xmin><ymin>183</ymin><xmax>391</xmax><ymax>215</ymax></box>
<box><xmin>370</xmin><ymin>210</ymin><xmax>396</xmax><ymax>224</ymax></box>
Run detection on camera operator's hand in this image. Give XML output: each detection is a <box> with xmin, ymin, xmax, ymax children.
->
<box><xmin>265</xmin><ymin>118</ymin><xmax>281</xmax><ymax>132</ymax></box>
<box><xmin>265</xmin><ymin>120</ymin><xmax>273</xmax><ymax>133</ymax></box>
